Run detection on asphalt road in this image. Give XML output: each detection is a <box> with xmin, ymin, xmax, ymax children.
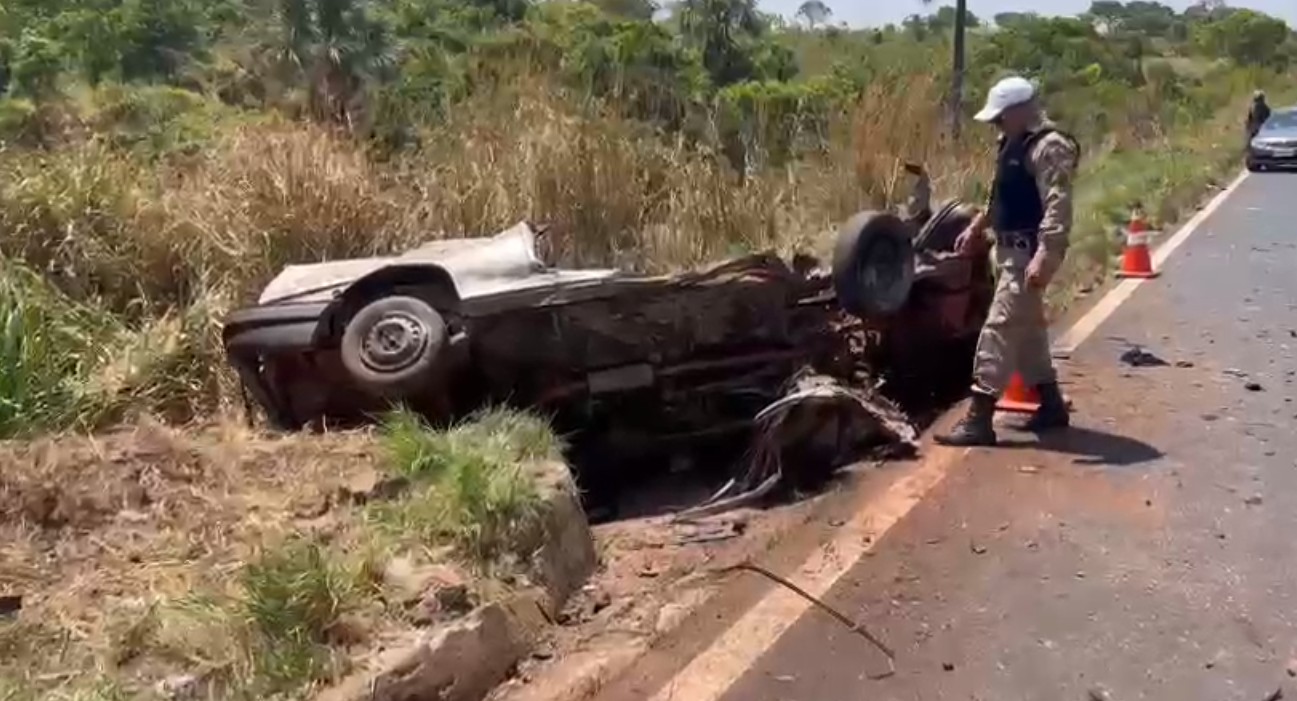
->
<box><xmin>707</xmin><ymin>172</ymin><xmax>1297</xmax><ymax>701</ymax></box>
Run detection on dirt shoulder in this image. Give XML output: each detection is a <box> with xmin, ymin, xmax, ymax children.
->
<box><xmin>0</xmin><ymin>411</ymin><xmax>592</xmax><ymax>701</ymax></box>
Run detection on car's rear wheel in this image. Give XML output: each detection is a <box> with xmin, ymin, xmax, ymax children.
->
<box><xmin>832</xmin><ymin>211</ymin><xmax>916</xmax><ymax>318</ymax></box>
<box><xmin>341</xmin><ymin>295</ymin><xmax>447</xmax><ymax>398</ymax></box>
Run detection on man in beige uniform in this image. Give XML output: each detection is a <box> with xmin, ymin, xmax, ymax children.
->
<box><xmin>936</xmin><ymin>76</ymin><xmax>1080</xmax><ymax>447</ymax></box>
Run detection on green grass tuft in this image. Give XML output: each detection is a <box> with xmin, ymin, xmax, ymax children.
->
<box><xmin>373</xmin><ymin>407</ymin><xmax>560</xmax><ymax>563</ymax></box>
<box><xmin>240</xmin><ymin>538</ymin><xmax>358</xmax><ymax>689</ymax></box>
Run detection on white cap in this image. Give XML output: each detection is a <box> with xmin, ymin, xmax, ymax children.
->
<box><xmin>974</xmin><ymin>76</ymin><xmax>1036</xmax><ymax>122</ymax></box>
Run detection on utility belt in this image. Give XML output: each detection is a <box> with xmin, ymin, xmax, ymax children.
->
<box><xmin>995</xmin><ymin>229</ymin><xmax>1039</xmax><ymax>255</ymax></box>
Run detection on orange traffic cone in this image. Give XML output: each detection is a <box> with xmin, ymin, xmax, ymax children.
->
<box><xmin>996</xmin><ymin>372</ymin><xmax>1040</xmax><ymax>414</ymax></box>
<box><xmin>1116</xmin><ymin>208</ymin><xmax>1159</xmax><ymax>279</ymax></box>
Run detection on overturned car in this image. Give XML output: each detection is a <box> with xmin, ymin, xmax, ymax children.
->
<box><xmin>223</xmin><ymin>176</ymin><xmax>991</xmax><ymax>507</ymax></box>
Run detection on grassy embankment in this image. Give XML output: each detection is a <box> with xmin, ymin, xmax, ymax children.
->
<box><xmin>0</xmin><ymin>407</ymin><xmax>563</xmax><ymax>700</ymax></box>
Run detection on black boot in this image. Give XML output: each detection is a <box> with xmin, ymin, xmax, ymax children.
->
<box><xmin>935</xmin><ymin>391</ymin><xmax>998</xmax><ymax>447</ymax></box>
<box><xmin>1020</xmin><ymin>382</ymin><xmax>1070</xmax><ymax>433</ymax></box>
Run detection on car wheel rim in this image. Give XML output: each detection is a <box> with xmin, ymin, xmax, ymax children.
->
<box><xmin>361</xmin><ymin>312</ymin><xmax>429</xmax><ymax>373</ymax></box>
<box><xmin>857</xmin><ymin>237</ymin><xmax>904</xmax><ymax>310</ymax></box>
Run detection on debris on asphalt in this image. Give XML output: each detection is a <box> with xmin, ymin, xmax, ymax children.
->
<box><xmin>1175</xmin><ymin>360</ymin><xmax>1195</xmax><ymax>368</ymax></box>
<box><xmin>1287</xmin><ymin>658</ymin><xmax>1297</xmax><ymax>677</ymax></box>
<box><xmin>1225</xmin><ymin>368</ymin><xmax>1250</xmax><ymax>379</ymax></box>
<box><xmin>0</xmin><ymin>595</ymin><xmax>21</xmax><ymax>617</ymax></box>
<box><xmin>676</xmin><ymin>519</ymin><xmax>747</xmax><ymax>545</ymax></box>
<box><xmin>1120</xmin><ymin>347</ymin><xmax>1169</xmax><ymax>367</ymax></box>
<box><xmin>674</xmin><ymin>371</ymin><xmax>919</xmax><ymax>521</ymax></box>
<box><xmin>970</xmin><ymin>541</ymin><xmax>988</xmax><ymax>555</ymax></box>
<box><xmin>1245</xmin><ymin>494</ymin><xmax>1264</xmax><ymax>506</ymax></box>
<box><xmin>1262</xmin><ymin>688</ymin><xmax>1283</xmax><ymax>701</ymax></box>
<box><xmin>1018</xmin><ymin>464</ymin><xmax>1042</xmax><ymax>474</ymax></box>
<box><xmin>1246</xmin><ymin>382</ymin><xmax>1264</xmax><ymax>392</ymax></box>
<box><xmin>942</xmin><ymin>662</ymin><xmax>955</xmax><ymax>671</ymax></box>
<box><xmin>1088</xmin><ymin>686</ymin><xmax>1114</xmax><ymax>701</ymax></box>
<box><xmin>724</xmin><ymin>562</ymin><xmax>896</xmax><ymax>679</ymax></box>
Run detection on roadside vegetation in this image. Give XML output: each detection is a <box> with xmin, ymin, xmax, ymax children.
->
<box><xmin>1</xmin><ymin>0</ymin><xmax>1296</xmax><ymax>698</ymax></box>
<box><xmin>0</xmin><ymin>409</ymin><xmax>563</xmax><ymax>700</ymax></box>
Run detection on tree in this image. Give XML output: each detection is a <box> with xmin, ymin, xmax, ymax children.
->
<box><xmin>1086</xmin><ymin>1</ymin><xmax>1177</xmax><ymax>38</ymax></box>
<box><xmin>592</xmin><ymin>0</ymin><xmax>658</xmax><ymax>21</ymax></box>
<box><xmin>116</xmin><ymin>0</ymin><xmax>209</xmax><ymax>82</ymax></box>
<box><xmin>675</xmin><ymin>0</ymin><xmax>766</xmax><ymax>87</ymax></box>
<box><xmin>902</xmin><ymin>14</ymin><xmax>929</xmax><ymax>41</ymax></box>
<box><xmin>1193</xmin><ymin>9</ymin><xmax>1292</xmax><ymax>66</ymax></box>
<box><xmin>922</xmin><ymin>0</ymin><xmax>969</xmax><ymax>139</ymax></box>
<box><xmin>10</xmin><ymin>31</ymin><xmax>62</xmax><ymax>99</ymax></box>
<box><xmin>931</xmin><ymin>5</ymin><xmax>980</xmax><ymax>32</ymax></box>
<box><xmin>977</xmin><ymin>15</ymin><xmax>1143</xmax><ymax>88</ymax></box>
<box><xmin>795</xmin><ymin>0</ymin><xmax>832</xmax><ymax>29</ymax></box>
<box><xmin>995</xmin><ymin>12</ymin><xmax>1038</xmax><ymax>28</ymax></box>
<box><xmin>275</xmin><ymin>0</ymin><xmax>395</xmax><ymax>128</ymax></box>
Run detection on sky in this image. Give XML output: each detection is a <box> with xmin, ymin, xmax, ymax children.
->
<box><xmin>758</xmin><ymin>0</ymin><xmax>1297</xmax><ymax>28</ymax></box>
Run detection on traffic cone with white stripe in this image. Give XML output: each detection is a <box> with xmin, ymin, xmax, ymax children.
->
<box><xmin>1116</xmin><ymin>207</ymin><xmax>1159</xmax><ymax>279</ymax></box>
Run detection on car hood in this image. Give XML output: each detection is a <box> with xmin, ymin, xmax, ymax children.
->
<box><xmin>1253</xmin><ymin>125</ymin><xmax>1297</xmax><ymax>147</ymax></box>
<box><xmin>256</xmin><ymin>221</ymin><xmax>623</xmax><ymax>307</ymax></box>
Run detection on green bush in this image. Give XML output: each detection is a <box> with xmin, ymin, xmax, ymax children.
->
<box><xmin>89</xmin><ymin>84</ymin><xmax>221</xmax><ymax>157</ymax></box>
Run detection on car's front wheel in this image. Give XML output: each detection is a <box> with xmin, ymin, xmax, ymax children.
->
<box><xmin>340</xmin><ymin>295</ymin><xmax>447</xmax><ymax>398</ymax></box>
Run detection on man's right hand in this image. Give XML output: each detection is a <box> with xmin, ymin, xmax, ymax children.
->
<box><xmin>955</xmin><ymin>225</ymin><xmax>988</xmax><ymax>256</ymax></box>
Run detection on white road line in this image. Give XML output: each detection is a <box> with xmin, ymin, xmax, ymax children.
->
<box><xmin>648</xmin><ymin>169</ymin><xmax>1251</xmax><ymax>701</ymax></box>
<box><xmin>1053</xmin><ymin>170</ymin><xmax>1250</xmax><ymax>355</ymax></box>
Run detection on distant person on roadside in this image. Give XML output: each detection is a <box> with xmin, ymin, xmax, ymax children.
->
<box><xmin>1247</xmin><ymin>90</ymin><xmax>1272</xmax><ymax>145</ymax></box>
<box><xmin>935</xmin><ymin>76</ymin><xmax>1080</xmax><ymax>448</ymax></box>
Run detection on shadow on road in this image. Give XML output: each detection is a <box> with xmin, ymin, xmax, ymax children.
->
<box><xmin>998</xmin><ymin>426</ymin><xmax>1164</xmax><ymax>467</ymax></box>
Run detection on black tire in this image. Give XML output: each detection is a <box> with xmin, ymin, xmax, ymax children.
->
<box><xmin>341</xmin><ymin>295</ymin><xmax>447</xmax><ymax>398</ymax></box>
<box><xmin>832</xmin><ymin>211</ymin><xmax>915</xmax><ymax>318</ymax></box>
<box><xmin>913</xmin><ymin>200</ymin><xmax>977</xmax><ymax>253</ymax></box>
<box><xmin>1247</xmin><ymin>160</ymin><xmax>1263</xmax><ymax>173</ymax></box>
